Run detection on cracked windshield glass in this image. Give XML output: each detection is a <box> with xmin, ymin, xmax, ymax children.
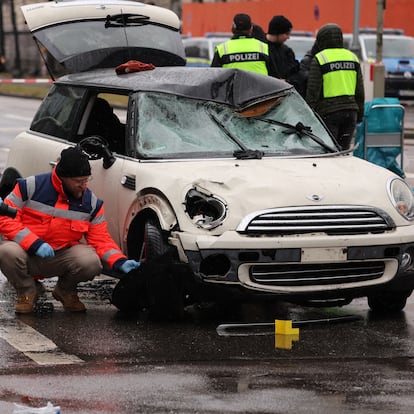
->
<box><xmin>136</xmin><ymin>91</ymin><xmax>337</xmax><ymax>158</ymax></box>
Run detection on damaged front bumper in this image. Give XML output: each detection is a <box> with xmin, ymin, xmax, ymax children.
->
<box><xmin>174</xmin><ymin>226</ymin><xmax>414</xmax><ymax>300</ymax></box>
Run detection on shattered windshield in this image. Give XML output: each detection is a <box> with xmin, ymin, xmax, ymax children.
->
<box><xmin>136</xmin><ymin>91</ymin><xmax>337</xmax><ymax>159</ymax></box>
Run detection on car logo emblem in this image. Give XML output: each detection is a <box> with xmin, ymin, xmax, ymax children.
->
<box><xmin>307</xmin><ymin>194</ymin><xmax>323</xmax><ymax>202</ymax></box>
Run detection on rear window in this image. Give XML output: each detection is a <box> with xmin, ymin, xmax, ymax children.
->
<box><xmin>34</xmin><ymin>20</ymin><xmax>185</xmax><ymax>73</ymax></box>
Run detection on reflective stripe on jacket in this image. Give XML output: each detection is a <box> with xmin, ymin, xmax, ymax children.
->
<box><xmin>315</xmin><ymin>48</ymin><xmax>359</xmax><ymax>98</ymax></box>
<box><xmin>0</xmin><ymin>168</ymin><xmax>126</xmax><ymax>269</ymax></box>
<box><xmin>216</xmin><ymin>37</ymin><xmax>269</xmax><ymax>75</ymax></box>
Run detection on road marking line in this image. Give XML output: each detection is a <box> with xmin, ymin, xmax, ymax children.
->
<box><xmin>0</xmin><ymin>317</ymin><xmax>84</xmax><ymax>365</ymax></box>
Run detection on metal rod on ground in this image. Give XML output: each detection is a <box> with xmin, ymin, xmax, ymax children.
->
<box><xmin>216</xmin><ymin>314</ymin><xmax>363</xmax><ymax>336</ymax></box>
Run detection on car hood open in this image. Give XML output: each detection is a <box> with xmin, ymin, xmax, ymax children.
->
<box><xmin>21</xmin><ymin>0</ymin><xmax>186</xmax><ymax>78</ymax></box>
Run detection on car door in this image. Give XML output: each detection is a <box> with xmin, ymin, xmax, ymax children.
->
<box><xmin>69</xmin><ymin>90</ymin><xmax>132</xmax><ymax>248</ymax></box>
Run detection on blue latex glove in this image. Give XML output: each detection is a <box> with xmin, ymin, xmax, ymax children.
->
<box><xmin>35</xmin><ymin>242</ymin><xmax>55</xmax><ymax>258</ymax></box>
<box><xmin>120</xmin><ymin>259</ymin><xmax>141</xmax><ymax>274</ymax></box>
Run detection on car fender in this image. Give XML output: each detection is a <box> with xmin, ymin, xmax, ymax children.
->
<box><xmin>123</xmin><ymin>191</ymin><xmax>177</xmax><ymax>238</ymax></box>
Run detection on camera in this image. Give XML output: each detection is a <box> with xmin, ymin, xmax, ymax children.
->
<box><xmin>0</xmin><ymin>202</ymin><xmax>17</xmax><ymax>218</ymax></box>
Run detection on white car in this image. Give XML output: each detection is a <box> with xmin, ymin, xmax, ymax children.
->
<box><xmin>286</xmin><ymin>33</ymin><xmax>316</xmax><ymax>61</ymax></box>
<box><xmin>184</xmin><ymin>32</ymin><xmax>316</xmax><ymax>67</ymax></box>
<box><xmin>183</xmin><ymin>35</ymin><xmax>231</xmax><ymax>67</ymax></box>
<box><xmin>2</xmin><ymin>0</ymin><xmax>414</xmax><ymax>318</ymax></box>
<box><xmin>344</xmin><ymin>32</ymin><xmax>414</xmax><ymax>99</ymax></box>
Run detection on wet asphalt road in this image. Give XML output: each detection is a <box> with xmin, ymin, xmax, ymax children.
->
<box><xmin>1</xmin><ymin>273</ymin><xmax>414</xmax><ymax>414</ymax></box>
<box><xmin>1</xmin><ymin>96</ymin><xmax>414</xmax><ymax>413</ymax></box>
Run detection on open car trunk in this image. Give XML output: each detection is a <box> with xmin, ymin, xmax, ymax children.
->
<box><xmin>21</xmin><ymin>0</ymin><xmax>186</xmax><ymax>78</ymax></box>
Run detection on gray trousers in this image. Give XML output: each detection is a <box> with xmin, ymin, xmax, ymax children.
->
<box><xmin>0</xmin><ymin>241</ymin><xmax>103</xmax><ymax>294</ymax></box>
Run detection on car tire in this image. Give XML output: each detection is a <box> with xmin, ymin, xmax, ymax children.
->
<box><xmin>141</xmin><ymin>218</ymin><xmax>168</xmax><ymax>259</ymax></box>
<box><xmin>367</xmin><ymin>291</ymin><xmax>411</xmax><ymax>313</ymax></box>
<box><xmin>141</xmin><ymin>219</ymin><xmax>185</xmax><ymax>321</ymax></box>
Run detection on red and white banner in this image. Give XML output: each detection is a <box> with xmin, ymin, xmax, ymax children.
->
<box><xmin>0</xmin><ymin>78</ymin><xmax>52</xmax><ymax>83</ymax></box>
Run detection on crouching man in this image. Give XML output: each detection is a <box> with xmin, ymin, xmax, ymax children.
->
<box><xmin>0</xmin><ymin>147</ymin><xmax>140</xmax><ymax>313</ymax></box>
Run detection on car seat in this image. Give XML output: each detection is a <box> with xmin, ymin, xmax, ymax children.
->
<box><xmin>84</xmin><ymin>97</ymin><xmax>125</xmax><ymax>154</ymax></box>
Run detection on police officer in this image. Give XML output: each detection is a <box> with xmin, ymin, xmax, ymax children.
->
<box><xmin>211</xmin><ymin>14</ymin><xmax>272</xmax><ymax>75</ymax></box>
<box><xmin>306</xmin><ymin>23</ymin><xmax>365</xmax><ymax>150</ymax></box>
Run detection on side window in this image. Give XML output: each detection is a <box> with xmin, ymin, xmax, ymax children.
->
<box><xmin>185</xmin><ymin>41</ymin><xmax>209</xmax><ymax>59</ymax></box>
<box><xmin>185</xmin><ymin>44</ymin><xmax>201</xmax><ymax>58</ymax></box>
<box><xmin>30</xmin><ymin>85</ymin><xmax>85</xmax><ymax>139</ymax></box>
<box><xmin>81</xmin><ymin>93</ymin><xmax>128</xmax><ymax>155</ymax></box>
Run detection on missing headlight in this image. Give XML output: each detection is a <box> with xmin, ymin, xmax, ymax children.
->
<box><xmin>185</xmin><ymin>189</ymin><xmax>227</xmax><ymax>230</ymax></box>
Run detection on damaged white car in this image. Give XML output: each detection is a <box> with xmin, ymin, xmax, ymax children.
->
<box><xmin>2</xmin><ymin>0</ymin><xmax>414</xmax><ymax>318</ymax></box>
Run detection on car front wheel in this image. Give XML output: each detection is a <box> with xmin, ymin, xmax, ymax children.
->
<box><xmin>140</xmin><ymin>218</ymin><xmax>185</xmax><ymax>321</ymax></box>
<box><xmin>367</xmin><ymin>291</ymin><xmax>412</xmax><ymax>313</ymax></box>
<box><xmin>139</xmin><ymin>218</ymin><xmax>168</xmax><ymax>260</ymax></box>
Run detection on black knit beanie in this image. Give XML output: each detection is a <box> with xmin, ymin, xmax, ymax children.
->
<box><xmin>233</xmin><ymin>13</ymin><xmax>252</xmax><ymax>32</ymax></box>
<box><xmin>56</xmin><ymin>147</ymin><xmax>91</xmax><ymax>178</ymax></box>
<box><xmin>268</xmin><ymin>15</ymin><xmax>293</xmax><ymax>35</ymax></box>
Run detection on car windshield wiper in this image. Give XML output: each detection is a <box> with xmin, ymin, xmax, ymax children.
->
<box><xmin>208</xmin><ymin>112</ymin><xmax>263</xmax><ymax>159</ymax></box>
<box><xmin>258</xmin><ymin>119</ymin><xmax>338</xmax><ymax>153</ymax></box>
<box><xmin>105</xmin><ymin>14</ymin><xmax>150</xmax><ymax>28</ymax></box>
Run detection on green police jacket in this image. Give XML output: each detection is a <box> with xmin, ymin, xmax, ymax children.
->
<box><xmin>306</xmin><ymin>47</ymin><xmax>365</xmax><ymax>121</ymax></box>
<box><xmin>213</xmin><ymin>37</ymin><xmax>269</xmax><ymax>75</ymax></box>
<box><xmin>315</xmin><ymin>48</ymin><xmax>359</xmax><ymax>98</ymax></box>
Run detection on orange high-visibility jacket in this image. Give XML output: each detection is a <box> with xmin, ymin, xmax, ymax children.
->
<box><xmin>0</xmin><ymin>168</ymin><xmax>127</xmax><ymax>269</ymax></box>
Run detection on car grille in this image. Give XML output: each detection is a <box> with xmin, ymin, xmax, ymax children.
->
<box><xmin>237</xmin><ymin>206</ymin><xmax>395</xmax><ymax>235</ymax></box>
<box><xmin>250</xmin><ymin>261</ymin><xmax>385</xmax><ymax>287</ymax></box>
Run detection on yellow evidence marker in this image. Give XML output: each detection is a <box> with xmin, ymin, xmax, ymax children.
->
<box><xmin>275</xmin><ymin>320</ymin><xmax>300</xmax><ymax>349</ymax></box>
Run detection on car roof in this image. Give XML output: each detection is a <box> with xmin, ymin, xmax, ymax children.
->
<box><xmin>56</xmin><ymin>66</ymin><xmax>292</xmax><ymax>109</ymax></box>
<box><xmin>290</xmin><ymin>31</ymin><xmax>315</xmax><ymax>37</ymax></box>
<box><xmin>183</xmin><ymin>37</ymin><xmax>232</xmax><ymax>43</ymax></box>
<box><xmin>344</xmin><ymin>33</ymin><xmax>412</xmax><ymax>40</ymax></box>
<box><xmin>287</xmin><ymin>35</ymin><xmax>315</xmax><ymax>40</ymax></box>
<box><xmin>21</xmin><ymin>0</ymin><xmax>185</xmax><ymax>76</ymax></box>
<box><xmin>358</xmin><ymin>27</ymin><xmax>404</xmax><ymax>35</ymax></box>
<box><xmin>357</xmin><ymin>34</ymin><xmax>412</xmax><ymax>40</ymax></box>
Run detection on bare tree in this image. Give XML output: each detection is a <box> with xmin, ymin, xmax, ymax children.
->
<box><xmin>10</xmin><ymin>0</ymin><xmax>22</xmax><ymax>76</ymax></box>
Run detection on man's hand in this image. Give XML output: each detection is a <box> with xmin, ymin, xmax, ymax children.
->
<box><xmin>120</xmin><ymin>259</ymin><xmax>141</xmax><ymax>274</ymax></box>
<box><xmin>35</xmin><ymin>243</ymin><xmax>55</xmax><ymax>258</ymax></box>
